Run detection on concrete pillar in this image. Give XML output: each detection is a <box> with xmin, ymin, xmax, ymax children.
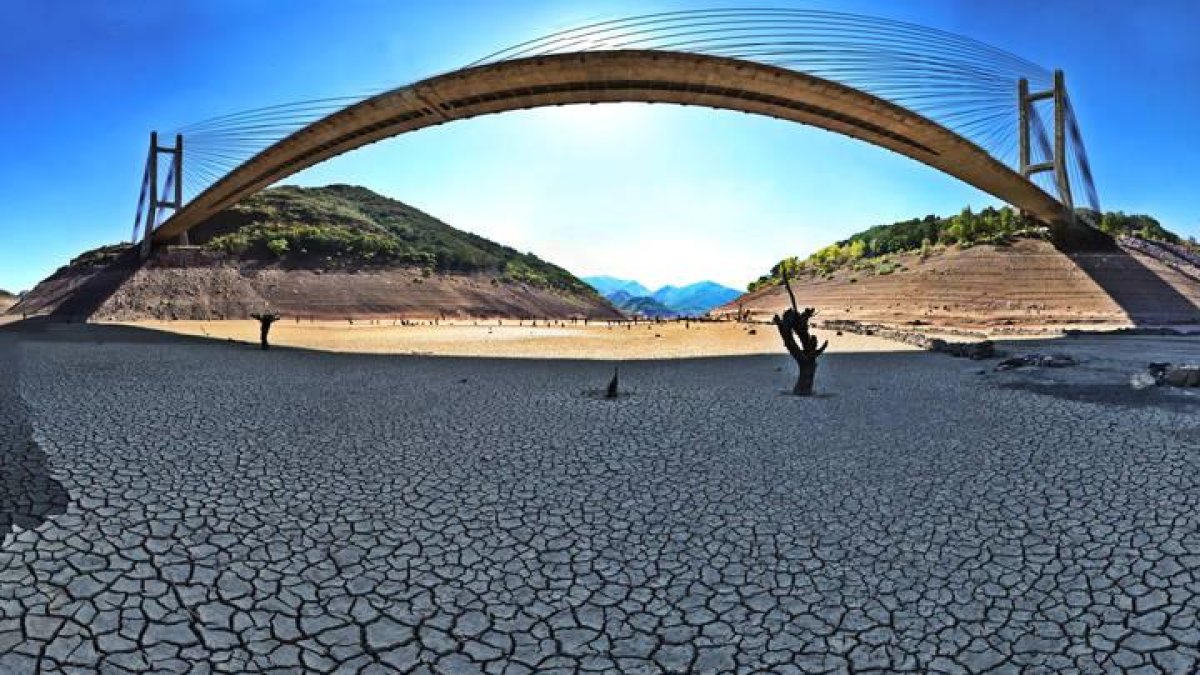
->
<box><xmin>1053</xmin><ymin>70</ymin><xmax>1074</xmax><ymax>211</ymax></box>
<box><xmin>140</xmin><ymin>132</ymin><xmax>158</xmax><ymax>258</ymax></box>
<box><xmin>174</xmin><ymin>134</ymin><xmax>189</xmax><ymax>246</ymax></box>
<box><xmin>1017</xmin><ymin>78</ymin><xmax>1029</xmax><ymax>176</ymax></box>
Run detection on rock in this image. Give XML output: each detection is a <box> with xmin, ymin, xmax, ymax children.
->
<box><xmin>933</xmin><ymin>340</ymin><xmax>995</xmax><ymax>360</ymax></box>
<box><xmin>1130</xmin><ymin>371</ymin><xmax>1158</xmax><ymax>390</ymax></box>
<box><xmin>996</xmin><ymin>356</ymin><xmax>1026</xmax><ymax>370</ymax></box>
<box><xmin>996</xmin><ymin>352</ymin><xmax>1077</xmax><ymax>370</ymax></box>
<box><xmin>1131</xmin><ymin>362</ymin><xmax>1200</xmax><ymax>388</ymax></box>
<box><xmin>1040</xmin><ymin>353</ymin><xmax>1077</xmax><ymax>368</ymax></box>
<box><xmin>1164</xmin><ymin>366</ymin><xmax>1200</xmax><ymax>387</ymax></box>
<box><xmin>967</xmin><ymin>341</ymin><xmax>996</xmax><ymax>360</ymax></box>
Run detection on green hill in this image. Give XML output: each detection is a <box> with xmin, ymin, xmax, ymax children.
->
<box><xmin>748</xmin><ymin>206</ymin><xmax>1195</xmax><ymax>292</ymax></box>
<box><xmin>190</xmin><ymin>184</ymin><xmax>597</xmax><ymax>296</ymax></box>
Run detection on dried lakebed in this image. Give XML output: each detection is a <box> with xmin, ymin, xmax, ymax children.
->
<box><xmin>1</xmin><ymin>326</ymin><xmax>1199</xmax><ymax>673</ymax></box>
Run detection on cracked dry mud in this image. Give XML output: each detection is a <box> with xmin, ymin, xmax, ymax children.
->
<box><xmin>2</xmin><ymin>333</ymin><xmax>1199</xmax><ymax>674</ymax></box>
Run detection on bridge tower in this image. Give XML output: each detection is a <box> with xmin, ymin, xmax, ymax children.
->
<box><xmin>1018</xmin><ymin>70</ymin><xmax>1073</xmax><ymax>214</ymax></box>
<box><xmin>135</xmin><ymin>132</ymin><xmax>185</xmax><ymax>258</ymax></box>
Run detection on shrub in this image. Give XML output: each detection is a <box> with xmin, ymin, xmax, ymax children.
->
<box><xmin>266</xmin><ymin>238</ymin><xmax>289</xmax><ymax>257</ymax></box>
<box><xmin>195</xmin><ymin>186</ymin><xmax>612</xmax><ymax>296</ymax></box>
<box><xmin>752</xmin><ymin>205</ymin><xmax>1187</xmax><ymax>291</ymax></box>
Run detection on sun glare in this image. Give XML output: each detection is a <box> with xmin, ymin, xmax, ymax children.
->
<box><xmin>535</xmin><ymin>101</ymin><xmax>658</xmax><ymax>143</ymax></box>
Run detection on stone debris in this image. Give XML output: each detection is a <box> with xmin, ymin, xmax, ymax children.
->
<box><xmin>1067</xmin><ymin>326</ymin><xmax>1200</xmax><ymax>337</ymax></box>
<box><xmin>995</xmin><ymin>352</ymin><xmax>1079</xmax><ymax>370</ymax></box>
<box><xmin>821</xmin><ymin>319</ymin><xmax>997</xmax><ymax>359</ymax></box>
<box><xmin>928</xmin><ymin>338</ymin><xmax>996</xmax><ymax>360</ymax></box>
<box><xmin>1145</xmin><ymin>362</ymin><xmax>1200</xmax><ymax>387</ymax></box>
<box><xmin>1130</xmin><ymin>370</ymin><xmax>1159</xmax><ymax>390</ymax></box>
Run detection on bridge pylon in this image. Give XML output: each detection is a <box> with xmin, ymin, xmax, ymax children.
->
<box><xmin>135</xmin><ymin>132</ymin><xmax>185</xmax><ymax>258</ymax></box>
<box><xmin>1018</xmin><ymin>70</ymin><xmax>1073</xmax><ymax>216</ymax></box>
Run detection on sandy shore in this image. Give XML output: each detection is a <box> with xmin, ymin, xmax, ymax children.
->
<box><xmin>108</xmin><ymin>319</ymin><xmax>923</xmax><ymax>358</ymax></box>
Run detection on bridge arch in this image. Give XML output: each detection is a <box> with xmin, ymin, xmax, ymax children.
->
<box><xmin>151</xmin><ymin>49</ymin><xmax>1071</xmax><ymax>243</ymax></box>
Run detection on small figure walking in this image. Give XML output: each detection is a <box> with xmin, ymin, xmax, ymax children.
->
<box><xmin>251</xmin><ymin>313</ymin><xmax>280</xmax><ymax>350</ymax></box>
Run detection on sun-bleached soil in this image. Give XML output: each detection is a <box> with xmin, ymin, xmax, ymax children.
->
<box><xmin>114</xmin><ymin>319</ymin><xmax>917</xmax><ymax>359</ymax></box>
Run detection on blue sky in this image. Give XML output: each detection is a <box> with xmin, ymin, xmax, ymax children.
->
<box><xmin>1</xmin><ymin>0</ymin><xmax>1197</xmax><ymax>292</ymax></box>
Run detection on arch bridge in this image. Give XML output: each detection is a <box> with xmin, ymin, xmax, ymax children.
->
<box><xmin>133</xmin><ymin>9</ymin><xmax>1100</xmax><ymax>253</ymax></box>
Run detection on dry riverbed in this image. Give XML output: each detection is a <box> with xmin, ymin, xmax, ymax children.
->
<box><xmin>110</xmin><ymin>319</ymin><xmax>922</xmax><ymax>358</ymax></box>
<box><xmin>2</xmin><ymin>321</ymin><xmax>1199</xmax><ymax>672</ymax></box>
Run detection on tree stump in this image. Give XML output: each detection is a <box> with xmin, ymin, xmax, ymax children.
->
<box><xmin>251</xmin><ymin>313</ymin><xmax>281</xmax><ymax>350</ymax></box>
<box><xmin>605</xmin><ymin>367</ymin><xmax>620</xmax><ymax>399</ymax></box>
<box><xmin>772</xmin><ymin>270</ymin><xmax>827</xmax><ymax>395</ymax></box>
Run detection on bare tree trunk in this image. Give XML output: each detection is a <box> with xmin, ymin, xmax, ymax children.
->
<box><xmin>794</xmin><ymin>359</ymin><xmax>817</xmax><ymax>396</ymax></box>
<box><xmin>251</xmin><ymin>313</ymin><xmax>280</xmax><ymax>350</ymax></box>
<box><xmin>772</xmin><ymin>271</ymin><xmax>827</xmax><ymax>395</ymax></box>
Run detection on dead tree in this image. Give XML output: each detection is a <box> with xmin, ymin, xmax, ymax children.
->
<box><xmin>251</xmin><ymin>313</ymin><xmax>280</xmax><ymax>350</ymax></box>
<box><xmin>605</xmin><ymin>367</ymin><xmax>620</xmax><ymax>399</ymax></box>
<box><xmin>772</xmin><ymin>271</ymin><xmax>827</xmax><ymax>395</ymax></box>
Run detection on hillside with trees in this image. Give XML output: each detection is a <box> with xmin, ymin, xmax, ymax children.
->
<box><xmin>748</xmin><ymin>207</ymin><xmax>1195</xmax><ymax>292</ymax></box>
<box><xmin>10</xmin><ymin>186</ymin><xmax>620</xmax><ymax>321</ymax></box>
<box><xmin>191</xmin><ymin>185</ymin><xmax>596</xmax><ymax>296</ymax></box>
<box><xmin>721</xmin><ymin>206</ymin><xmax>1200</xmax><ymax>329</ymax></box>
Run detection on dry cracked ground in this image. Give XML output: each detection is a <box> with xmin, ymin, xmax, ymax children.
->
<box><xmin>2</xmin><ymin>324</ymin><xmax>1200</xmax><ymax>674</ymax></box>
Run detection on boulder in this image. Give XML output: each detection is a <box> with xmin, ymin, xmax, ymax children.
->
<box><xmin>930</xmin><ymin>339</ymin><xmax>995</xmax><ymax>360</ymax></box>
<box><xmin>1163</xmin><ymin>367</ymin><xmax>1200</xmax><ymax>387</ymax></box>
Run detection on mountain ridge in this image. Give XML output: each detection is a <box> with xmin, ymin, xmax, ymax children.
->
<box><xmin>581</xmin><ymin>276</ymin><xmax>651</xmax><ymax>298</ymax></box>
<box><xmin>583</xmin><ymin>277</ymin><xmax>741</xmax><ymax>317</ymax></box>
<box><xmin>604</xmin><ymin>290</ymin><xmax>676</xmax><ymax>318</ymax></box>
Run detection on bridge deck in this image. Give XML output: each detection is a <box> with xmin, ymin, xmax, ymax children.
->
<box><xmin>152</xmin><ymin>50</ymin><xmax>1069</xmax><ymax>243</ymax></box>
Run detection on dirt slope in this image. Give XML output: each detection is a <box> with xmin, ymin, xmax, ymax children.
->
<box><xmin>716</xmin><ymin>239</ymin><xmax>1200</xmax><ymax>329</ymax></box>
<box><xmin>11</xmin><ymin>249</ymin><xmax>621</xmax><ymax>322</ymax></box>
<box><xmin>11</xmin><ymin>183</ymin><xmax>623</xmax><ymax>322</ymax></box>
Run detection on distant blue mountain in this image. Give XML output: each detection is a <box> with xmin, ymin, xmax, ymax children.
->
<box><xmin>606</xmin><ymin>290</ymin><xmax>633</xmax><ymax>304</ymax></box>
<box><xmin>651</xmin><ymin>282</ymin><xmax>742</xmax><ymax>315</ymax></box>
<box><xmin>582</xmin><ymin>276</ymin><xmax>651</xmax><ymax>298</ymax></box>
<box><xmin>602</xmin><ymin>289</ymin><xmax>676</xmax><ymax>318</ymax></box>
<box><xmin>584</xmin><ymin>276</ymin><xmax>742</xmax><ymax>316</ymax></box>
